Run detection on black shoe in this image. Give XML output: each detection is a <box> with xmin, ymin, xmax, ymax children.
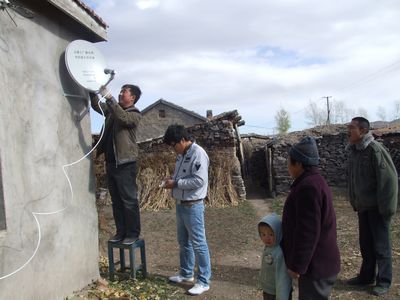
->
<box><xmin>122</xmin><ymin>237</ymin><xmax>138</xmax><ymax>245</ymax></box>
<box><xmin>346</xmin><ymin>276</ymin><xmax>374</xmax><ymax>286</ymax></box>
<box><xmin>109</xmin><ymin>234</ymin><xmax>124</xmax><ymax>243</ymax></box>
<box><xmin>371</xmin><ymin>285</ymin><xmax>389</xmax><ymax>296</ymax></box>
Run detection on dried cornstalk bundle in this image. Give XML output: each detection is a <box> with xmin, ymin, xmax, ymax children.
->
<box><xmin>137</xmin><ymin>150</ymin><xmax>242</xmax><ymax>210</ymax></box>
<box><xmin>207</xmin><ymin>154</ymin><xmax>240</xmax><ymax>207</ymax></box>
<box><xmin>138</xmin><ymin>152</ymin><xmax>176</xmax><ymax>211</ymax></box>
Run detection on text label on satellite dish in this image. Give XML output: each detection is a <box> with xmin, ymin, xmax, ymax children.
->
<box><xmin>65</xmin><ymin>40</ymin><xmax>109</xmax><ymax>91</ymax></box>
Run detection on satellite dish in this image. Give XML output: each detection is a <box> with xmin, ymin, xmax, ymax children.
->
<box><xmin>65</xmin><ymin>40</ymin><xmax>111</xmax><ymax>92</ymax></box>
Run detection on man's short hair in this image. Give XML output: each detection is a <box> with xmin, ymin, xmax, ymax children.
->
<box><xmin>163</xmin><ymin>124</ymin><xmax>191</xmax><ymax>145</ymax></box>
<box><xmin>122</xmin><ymin>84</ymin><xmax>141</xmax><ymax>103</ymax></box>
<box><xmin>352</xmin><ymin>116</ymin><xmax>370</xmax><ymax>132</ymax></box>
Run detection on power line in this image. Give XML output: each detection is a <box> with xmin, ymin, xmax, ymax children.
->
<box><xmin>334</xmin><ymin>59</ymin><xmax>400</xmax><ymax>94</ymax></box>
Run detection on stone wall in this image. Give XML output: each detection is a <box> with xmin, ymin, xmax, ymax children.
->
<box><xmin>378</xmin><ymin>132</ymin><xmax>400</xmax><ymax>175</ymax></box>
<box><xmin>243</xmin><ymin>125</ymin><xmax>400</xmax><ymax>196</ymax></box>
<box><xmin>270</xmin><ymin>129</ymin><xmax>348</xmax><ymax>194</ymax></box>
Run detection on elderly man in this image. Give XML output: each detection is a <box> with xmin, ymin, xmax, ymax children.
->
<box><xmin>346</xmin><ymin>117</ymin><xmax>398</xmax><ymax>296</ymax></box>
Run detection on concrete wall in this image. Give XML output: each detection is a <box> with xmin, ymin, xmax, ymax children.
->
<box><xmin>0</xmin><ymin>1</ymin><xmax>104</xmax><ymax>299</ymax></box>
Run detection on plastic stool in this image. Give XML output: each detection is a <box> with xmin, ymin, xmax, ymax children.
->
<box><xmin>108</xmin><ymin>238</ymin><xmax>147</xmax><ymax>281</ymax></box>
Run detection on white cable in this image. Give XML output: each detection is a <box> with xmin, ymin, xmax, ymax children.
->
<box><xmin>0</xmin><ymin>95</ymin><xmax>107</xmax><ymax>281</ymax></box>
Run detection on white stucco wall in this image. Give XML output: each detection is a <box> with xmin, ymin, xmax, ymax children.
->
<box><xmin>0</xmin><ymin>1</ymin><xmax>104</xmax><ymax>299</ymax></box>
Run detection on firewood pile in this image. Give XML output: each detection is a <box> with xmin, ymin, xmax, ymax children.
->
<box><xmin>93</xmin><ymin>110</ymin><xmax>247</xmax><ymax>210</ymax></box>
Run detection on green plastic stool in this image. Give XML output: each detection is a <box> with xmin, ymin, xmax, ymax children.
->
<box><xmin>107</xmin><ymin>238</ymin><xmax>147</xmax><ymax>281</ymax></box>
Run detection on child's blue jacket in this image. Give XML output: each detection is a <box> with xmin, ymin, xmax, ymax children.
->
<box><xmin>259</xmin><ymin>213</ymin><xmax>292</xmax><ymax>300</ymax></box>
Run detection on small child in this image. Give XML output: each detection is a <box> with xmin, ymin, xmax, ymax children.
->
<box><xmin>258</xmin><ymin>213</ymin><xmax>292</xmax><ymax>300</ymax></box>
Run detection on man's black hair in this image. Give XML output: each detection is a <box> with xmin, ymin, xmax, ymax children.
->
<box><xmin>352</xmin><ymin>116</ymin><xmax>370</xmax><ymax>132</ymax></box>
<box><xmin>163</xmin><ymin>124</ymin><xmax>191</xmax><ymax>145</ymax></box>
<box><xmin>122</xmin><ymin>84</ymin><xmax>141</xmax><ymax>104</ymax></box>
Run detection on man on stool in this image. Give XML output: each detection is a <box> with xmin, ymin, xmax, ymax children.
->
<box><xmin>90</xmin><ymin>84</ymin><xmax>142</xmax><ymax>245</ymax></box>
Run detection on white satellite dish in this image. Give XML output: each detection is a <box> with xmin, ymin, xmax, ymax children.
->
<box><xmin>65</xmin><ymin>40</ymin><xmax>111</xmax><ymax>92</ymax></box>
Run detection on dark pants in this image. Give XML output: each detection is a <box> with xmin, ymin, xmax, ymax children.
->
<box><xmin>263</xmin><ymin>291</ymin><xmax>292</xmax><ymax>300</ymax></box>
<box><xmin>263</xmin><ymin>292</ymin><xmax>276</xmax><ymax>300</ymax></box>
<box><xmin>298</xmin><ymin>275</ymin><xmax>336</xmax><ymax>300</ymax></box>
<box><xmin>107</xmin><ymin>162</ymin><xmax>140</xmax><ymax>238</ymax></box>
<box><xmin>357</xmin><ymin>209</ymin><xmax>392</xmax><ymax>287</ymax></box>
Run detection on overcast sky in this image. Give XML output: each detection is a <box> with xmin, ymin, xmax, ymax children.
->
<box><xmin>84</xmin><ymin>0</ymin><xmax>400</xmax><ymax>134</ymax></box>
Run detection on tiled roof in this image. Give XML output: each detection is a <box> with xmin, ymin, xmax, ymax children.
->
<box><xmin>73</xmin><ymin>0</ymin><xmax>108</xmax><ymax>28</ymax></box>
<box><xmin>142</xmin><ymin>99</ymin><xmax>208</xmax><ymax>121</ymax></box>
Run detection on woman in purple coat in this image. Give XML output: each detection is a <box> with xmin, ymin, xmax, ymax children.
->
<box><xmin>281</xmin><ymin>137</ymin><xmax>340</xmax><ymax>300</ymax></box>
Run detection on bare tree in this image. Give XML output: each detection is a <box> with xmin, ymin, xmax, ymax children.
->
<box><xmin>305</xmin><ymin>101</ymin><xmax>326</xmax><ymax>126</ymax></box>
<box><xmin>376</xmin><ymin>106</ymin><xmax>387</xmax><ymax>121</ymax></box>
<box><xmin>393</xmin><ymin>101</ymin><xmax>400</xmax><ymax>120</ymax></box>
<box><xmin>275</xmin><ymin>108</ymin><xmax>291</xmax><ymax>134</ymax></box>
<box><xmin>331</xmin><ymin>100</ymin><xmax>347</xmax><ymax>124</ymax></box>
<box><xmin>357</xmin><ymin>108</ymin><xmax>369</xmax><ymax>119</ymax></box>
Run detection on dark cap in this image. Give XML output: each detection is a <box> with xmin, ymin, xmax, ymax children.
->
<box><xmin>289</xmin><ymin>136</ymin><xmax>320</xmax><ymax>166</ymax></box>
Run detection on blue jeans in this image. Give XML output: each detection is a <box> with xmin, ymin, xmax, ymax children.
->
<box><xmin>176</xmin><ymin>202</ymin><xmax>211</xmax><ymax>285</ymax></box>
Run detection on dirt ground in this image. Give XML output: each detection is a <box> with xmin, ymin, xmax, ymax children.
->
<box><xmin>88</xmin><ymin>187</ymin><xmax>400</xmax><ymax>300</ymax></box>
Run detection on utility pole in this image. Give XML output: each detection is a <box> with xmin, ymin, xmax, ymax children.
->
<box><xmin>324</xmin><ymin>96</ymin><xmax>332</xmax><ymax>125</ymax></box>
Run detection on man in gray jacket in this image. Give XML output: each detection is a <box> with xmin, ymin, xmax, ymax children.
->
<box><xmin>163</xmin><ymin>124</ymin><xmax>211</xmax><ymax>296</ymax></box>
<box><xmin>346</xmin><ymin>117</ymin><xmax>398</xmax><ymax>296</ymax></box>
<box><xmin>90</xmin><ymin>84</ymin><xmax>142</xmax><ymax>245</ymax></box>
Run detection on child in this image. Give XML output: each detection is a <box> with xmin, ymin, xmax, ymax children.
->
<box><xmin>259</xmin><ymin>213</ymin><xmax>292</xmax><ymax>300</ymax></box>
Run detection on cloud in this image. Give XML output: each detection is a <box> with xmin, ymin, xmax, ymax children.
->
<box><xmin>87</xmin><ymin>0</ymin><xmax>400</xmax><ymax>134</ymax></box>
<box><xmin>136</xmin><ymin>0</ymin><xmax>160</xmax><ymax>10</ymax></box>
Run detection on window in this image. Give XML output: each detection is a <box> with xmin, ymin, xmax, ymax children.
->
<box><xmin>159</xmin><ymin>109</ymin><xmax>166</xmax><ymax>118</ymax></box>
<box><xmin>0</xmin><ymin>156</ymin><xmax>5</xmax><ymax>230</ymax></box>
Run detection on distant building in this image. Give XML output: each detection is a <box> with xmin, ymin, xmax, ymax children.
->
<box><xmin>137</xmin><ymin>99</ymin><xmax>208</xmax><ymax>141</ymax></box>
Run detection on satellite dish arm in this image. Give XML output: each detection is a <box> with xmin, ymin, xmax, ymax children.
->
<box><xmin>102</xmin><ymin>69</ymin><xmax>115</xmax><ymax>88</ymax></box>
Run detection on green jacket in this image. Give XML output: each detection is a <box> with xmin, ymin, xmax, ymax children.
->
<box><xmin>91</xmin><ymin>94</ymin><xmax>142</xmax><ymax>165</ymax></box>
<box><xmin>347</xmin><ymin>133</ymin><xmax>398</xmax><ymax>218</ymax></box>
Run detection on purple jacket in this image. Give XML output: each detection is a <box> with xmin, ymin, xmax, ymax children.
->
<box><xmin>281</xmin><ymin>167</ymin><xmax>340</xmax><ymax>279</ymax></box>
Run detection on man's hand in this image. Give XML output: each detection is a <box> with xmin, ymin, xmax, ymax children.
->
<box><xmin>288</xmin><ymin>269</ymin><xmax>300</xmax><ymax>279</ymax></box>
<box><xmin>163</xmin><ymin>178</ymin><xmax>176</xmax><ymax>189</ymax></box>
<box><xmin>99</xmin><ymin>85</ymin><xmax>112</xmax><ymax>99</ymax></box>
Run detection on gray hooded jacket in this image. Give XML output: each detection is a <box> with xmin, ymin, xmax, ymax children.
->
<box><xmin>259</xmin><ymin>213</ymin><xmax>292</xmax><ymax>299</ymax></box>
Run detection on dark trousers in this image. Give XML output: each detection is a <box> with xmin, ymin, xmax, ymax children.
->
<box><xmin>298</xmin><ymin>275</ymin><xmax>336</xmax><ymax>300</ymax></box>
<box><xmin>107</xmin><ymin>162</ymin><xmax>140</xmax><ymax>238</ymax></box>
<box><xmin>357</xmin><ymin>209</ymin><xmax>392</xmax><ymax>287</ymax></box>
<box><xmin>263</xmin><ymin>292</ymin><xmax>292</xmax><ymax>300</ymax></box>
